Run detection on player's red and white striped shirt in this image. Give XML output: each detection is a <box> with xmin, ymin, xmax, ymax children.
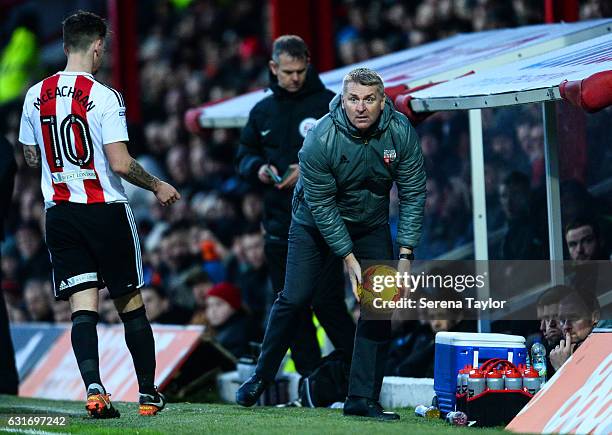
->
<box><xmin>19</xmin><ymin>71</ymin><xmax>129</xmax><ymax>208</ymax></box>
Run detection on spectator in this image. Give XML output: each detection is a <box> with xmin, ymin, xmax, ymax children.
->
<box><xmin>537</xmin><ymin>286</ymin><xmax>565</xmax><ymax>349</ymax></box>
<box><xmin>483</xmin><ymin>159</ymin><xmax>506</xmax><ymax>231</ymax></box>
<box><xmin>6</xmin><ymin>301</ymin><xmax>27</xmax><ymax>322</ymax></box>
<box><xmin>99</xmin><ymin>289</ymin><xmax>120</xmax><ymax>324</ymax></box>
<box><xmin>498</xmin><ymin>171</ymin><xmax>546</xmax><ymax>260</ymax></box>
<box><xmin>141</xmin><ymin>285</ymin><xmax>192</xmax><ymax>324</ymax></box>
<box><xmin>227</xmin><ymin>225</ymin><xmax>271</xmax><ymax>330</ymax></box>
<box><xmin>187</xmin><ymin>269</ymin><xmax>213</xmax><ymax>325</ymax></box>
<box><xmin>241</xmin><ymin>191</ymin><xmax>263</xmax><ymax>226</ymax></box>
<box><xmin>23</xmin><ymin>278</ymin><xmax>53</xmax><ymax>322</ymax></box>
<box><xmin>158</xmin><ymin>224</ymin><xmax>201</xmax><ymax>309</ymax></box>
<box><xmin>15</xmin><ymin>221</ymin><xmax>50</xmax><ymax>282</ymax></box>
<box><xmin>1</xmin><ymin>244</ymin><xmax>21</xmax><ymax>303</ymax></box>
<box><xmin>204</xmin><ymin>282</ymin><xmax>254</xmax><ymax>358</ymax></box>
<box><xmin>420</xmin><ymin>176</ymin><xmax>471</xmax><ymax>258</ymax></box>
<box><xmin>526</xmin><ymin>285</ymin><xmax>567</xmax><ymax>378</ymax></box>
<box><xmin>550</xmin><ymin>290</ymin><xmax>600</xmax><ymax>371</ymax></box>
<box><xmin>565</xmin><ymin>216</ymin><xmax>610</xmax><ymax>297</ymax></box>
<box><xmin>565</xmin><ymin>217</ymin><xmax>608</xmax><ymax>261</ymax></box>
<box><xmin>52</xmin><ymin>300</ymin><xmax>72</xmax><ymax>323</ymax></box>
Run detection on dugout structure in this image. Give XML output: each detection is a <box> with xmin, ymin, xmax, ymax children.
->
<box><xmin>185</xmin><ymin>19</ymin><xmax>612</xmax><ymax>332</ymax></box>
<box><xmin>408</xmin><ymin>30</ymin><xmax>612</xmax><ymax>331</ymax></box>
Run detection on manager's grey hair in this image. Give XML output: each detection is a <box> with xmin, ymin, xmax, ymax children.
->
<box><xmin>342</xmin><ymin>67</ymin><xmax>384</xmax><ymax>97</ymax></box>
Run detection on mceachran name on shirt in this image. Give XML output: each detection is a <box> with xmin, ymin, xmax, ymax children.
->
<box><xmin>33</xmin><ymin>86</ymin><xmax>96</xmax><ymax>112</ymax></box>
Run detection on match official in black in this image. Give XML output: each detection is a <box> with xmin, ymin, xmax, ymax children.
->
<box><xmin>236</xmin><ymin>35</ymin><xmax>355</xmax><ymax>376</ymax></box>
<box><xmin>237</xmin><ymin>68</ymin><xmax>426</xmax><ymax>420</ymax></box>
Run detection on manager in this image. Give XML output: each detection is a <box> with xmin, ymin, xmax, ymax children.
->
<box><xmin>237</xmin><ymin>67</ymin><xmax>426</xmax><ymax>420</ymax></box>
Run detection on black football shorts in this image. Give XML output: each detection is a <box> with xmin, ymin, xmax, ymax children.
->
<box><xmin>45</xmin><ymin>202</ymin><xmax>144</xmax><ymax>301</ymax></box>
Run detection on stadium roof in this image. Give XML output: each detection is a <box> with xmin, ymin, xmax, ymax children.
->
<box><xmin>189</xmin><ymin>19</ymin><xmax>612</xmax><ymax>128</ymax></box>
<box><xmin>409</xmin><ymin>31</ymin><xmax>612</xmax><ymax>112</ymax></box>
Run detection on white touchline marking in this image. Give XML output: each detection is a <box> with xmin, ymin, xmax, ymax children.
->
<box><xmin>3</xmin><ymin>405</ymin><xmax>80</xmax><ymax>415</ymax></box>
<box><xmin>2</xmin><ymin>429</ymin><xmax>71</xmax><ymax>435</ymax></box>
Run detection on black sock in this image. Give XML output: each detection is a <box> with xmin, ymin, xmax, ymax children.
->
<box><xmin>71</xmin><ymin>310</ymin><xmax>102</xmax><ymax>391</ymax></box>
<box><xmin>119</xmin><ymin>305</ymin><xmax>156</xmax><ymax>395</ymax></box>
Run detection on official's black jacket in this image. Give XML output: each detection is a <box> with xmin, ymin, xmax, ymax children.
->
<box><xmin>236</xmin><ymin>66</ymin><xmax>335</xmax><ymax>240</ymax></box>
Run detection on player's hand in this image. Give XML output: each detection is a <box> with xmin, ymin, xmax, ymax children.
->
<box><xmin>344</xmin><ymin>253</ymin><xmax>362</xmax><ymax>302</ymax></box>
<box><xmin>550</xmin><ymin>332</ymin><xmax>575</xmax><ymax>370</ymax></box>
<box><xmin>155</xmin><ymin>181</ymin><xmax>181</xmax><ymax>206</ymax></box>
<box><xmin>257</xmin><ymin>164</ymin><xmax>279</xmax><ymax>185</ymax></box>
<box><xmin>276</xmin><ymin>164</ymin><xmax>299</xmax><ymax>190</ymax></box>
<box><xmin>397</xmin><ymin>258</ymin><xmax>412</xmax><ymax>299</ymax></box>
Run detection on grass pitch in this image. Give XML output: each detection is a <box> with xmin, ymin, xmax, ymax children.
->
<box><xmin>0</xmin><ymin>395</ymin><xmax>510</xmax><ymax>434</ymax></box>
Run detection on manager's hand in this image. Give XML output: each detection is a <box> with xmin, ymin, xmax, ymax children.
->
<box><xmin>276</xmin><ymin>164</ymin><xmax>299</xmax><ymax>190</ymax></box>
<box><xmin>344</xmin><ymin>253</ymin><xmax>362</xmax><ymax>302</ymax></box>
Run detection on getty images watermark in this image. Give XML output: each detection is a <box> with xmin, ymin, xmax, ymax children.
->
<box><xmin>358</xmin><ymin>260</ymin><xmax>612</xmax><ymax>321</ymax></box>
<box><xmin>368</xmin><ymin>269</ymin><xmax>505</xmax><ymax>311</ymax></box>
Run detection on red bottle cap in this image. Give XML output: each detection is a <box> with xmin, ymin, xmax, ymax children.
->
<box><xmin>486</xmin><ymin>370</ymin><xmax>503</xmax><ymax>378</ymax></box>
<box><xmin>469</xmin><ymin>369</ymin><xmax>484</xmax><ymax>378</ymax></box>
<box><xmin>523</xmin><ymin>369</ymin><xmax>539</xmax><ymax>378</ymax></box>
<box><xmin>505</xmin><ymin>369</ymin><xmax>522</xmax><ymax>378</ymax></box>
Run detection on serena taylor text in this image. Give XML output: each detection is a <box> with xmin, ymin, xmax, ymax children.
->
<box><xmin>373</xmin><ymin>297</ymin><xmax>507</xmax><ymax>311</ymax></box>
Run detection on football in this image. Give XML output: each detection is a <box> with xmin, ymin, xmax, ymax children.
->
<box><xmin>358</xmin><ymin>264</ymin><xmax>401</xmax><ymax>313</ymax></box>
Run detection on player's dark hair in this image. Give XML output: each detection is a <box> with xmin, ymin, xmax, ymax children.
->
<box><xmin>272</xmin><ymin>35</ymin><xmax>310</xmax><ymax>63</ymax></box>
<box><xmin>62</xmin><ymin>10</ymin><xmax>107</xmax><ymax>52</ymax></box>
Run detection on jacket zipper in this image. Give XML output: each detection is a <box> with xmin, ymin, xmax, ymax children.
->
<box><xmin>363</xmin><ymin>138</ymin><xmax>369</xmax><ymax>213</ymax></box>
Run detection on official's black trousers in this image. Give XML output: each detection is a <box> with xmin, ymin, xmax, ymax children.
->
<box><xmin>256</xmin><ymin>222</ymin><xmax>392</xmax><ymax>400</ymax></box>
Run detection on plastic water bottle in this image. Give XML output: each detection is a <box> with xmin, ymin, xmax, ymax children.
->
<box><xmin>531</xmin><ymin>342</ymin><xmax>547</xmax><ymax>383</ymax></box>
<box><xmin>526</xmin><ymin>351</ymin><xmax>531</xmax><ymax>369</ymax></box>
<box><xmin>415</xmin><ymin>405</ymin><xmax>440</xmax><ymax>419</ymax></box>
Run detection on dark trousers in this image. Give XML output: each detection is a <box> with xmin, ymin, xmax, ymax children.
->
<box><xmin>257</xmin><ymin>222</ymin><xmax>391</xmax><ymax>400</ymax></box>
<box><xmin>265</xmin><ymin>241</ymin><xmax>320</xmax><ymax>375</ymax></box>
<box><xmin>0</xmin><ymin>254</ymin><xmax>19</xmax><ymax>394</ymax></box>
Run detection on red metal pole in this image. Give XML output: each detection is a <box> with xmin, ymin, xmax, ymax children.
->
<box><xmin>544</xmin><ymin>0</ymin><xmax>555</xmax><ymax>23</ymax></box>
<box><xmin>561</xmin><ymin>0</ymin><xmax>579</xmax><ymax>22</ymax></box>
<box><xmin>107</xmin><ymin>0</ymin><xmax>141</xmax><ymax>124</ymax></box>
<box><xmin>268</xmin><ymin>0</ymin><xmax>335</xmax><ymax>71</ymax></box>
<box><xmin>269</xmin><ymin>0</ymin><xmax>312</xmax><ymax>49</ymax></box>
<box><xmin>315</xmin><ymin>0</ymin><xmax>335</xmax><ymax>72</ymax></box>
<box><xmin>544</xmin><ymin>0</ymin><xmax>579</xmax><ymax>23</ymax></box>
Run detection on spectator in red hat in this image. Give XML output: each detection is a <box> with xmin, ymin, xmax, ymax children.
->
<box><xmin>205</xmin><ymin>282</ymin><xmax>256</xmax><ymax>358</ymax></box>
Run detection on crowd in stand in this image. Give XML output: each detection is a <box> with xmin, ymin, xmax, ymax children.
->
<box><xmin>2</xmin><ymin>0</ymin><xmax>610</xmax><ymax>371</ymax></box>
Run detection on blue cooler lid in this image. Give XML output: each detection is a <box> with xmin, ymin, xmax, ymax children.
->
<box><xmin>435</xmin><ymin>331</ymin><xmax>525</xmax><ymax>348</ymax></box>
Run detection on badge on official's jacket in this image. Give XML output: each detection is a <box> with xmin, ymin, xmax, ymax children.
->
<box><xmin>299</xmin><ymin>117</ymin><xmax>317</xmax><ymax>138</ymax></box>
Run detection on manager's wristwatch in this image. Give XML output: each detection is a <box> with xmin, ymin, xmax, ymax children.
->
<box><xmin>399</xmin><ymin>252</ymin><xmax>414</xmax><ymax>261</ymax></box>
